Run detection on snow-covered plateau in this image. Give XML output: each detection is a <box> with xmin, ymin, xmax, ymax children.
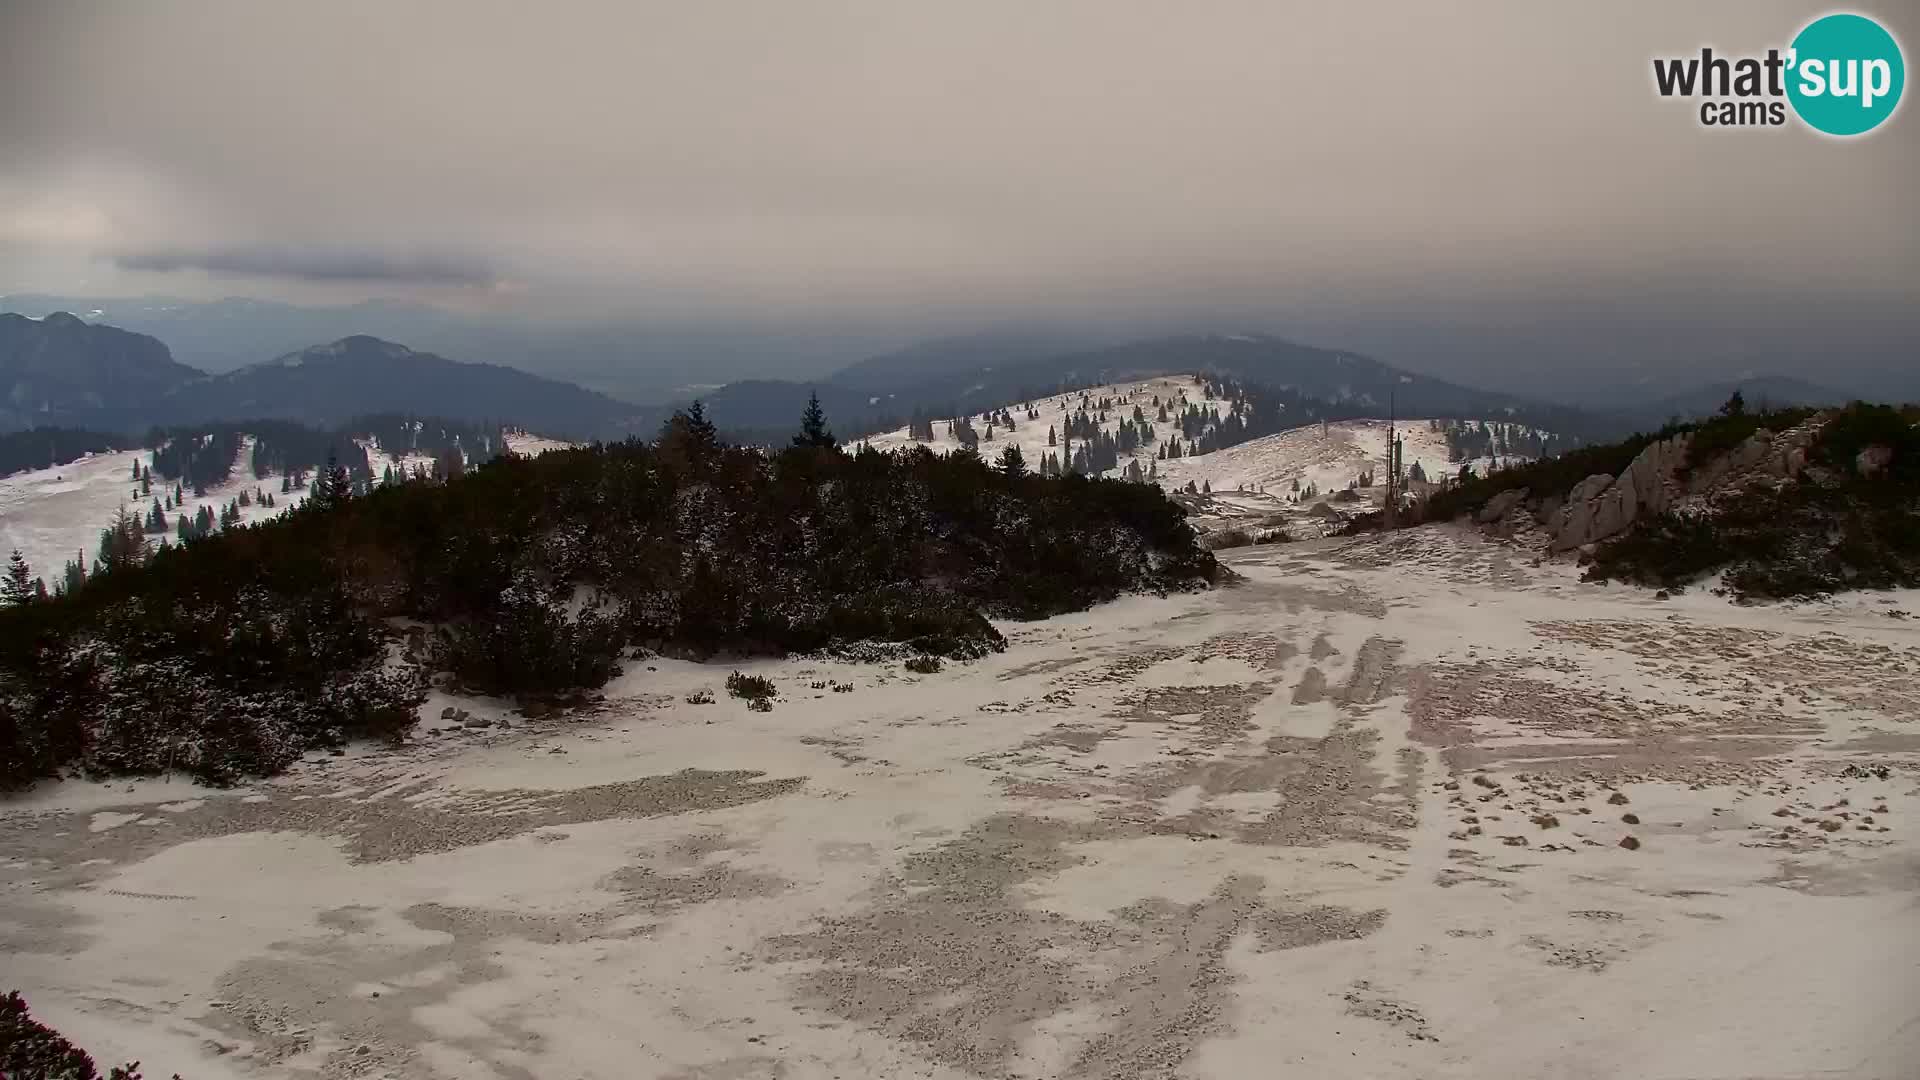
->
<box><xmin>5</xmin><ymin>525</ymin><xmax>1916</xmax><ymax>1079</ymax></box>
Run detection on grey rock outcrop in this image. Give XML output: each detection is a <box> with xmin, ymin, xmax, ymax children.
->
<box><xmin>1476</xmin><ymin>487</ymin><xmax>1530</xmax><ymax>524</ymax></box>
<box><xmin>1544</xmin><ymin>419</ymin><xmax>1822</xmax><ymax>554</ymax></box>
<box><xmin>1548</xmin><ymin>434</ymin><xmax>1691</xmax><ymax>553</ymax></box>
<box><xmin>1548</xmin><ymin>473</ymin><xmax>1622</xmax><ymax>553</ymax></box>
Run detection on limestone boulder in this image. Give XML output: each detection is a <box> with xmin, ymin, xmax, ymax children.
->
<box><xmin>1548</xmin><ymin>474</ymin><xmax>1616</xmax><ymax>552</ymax></box>
<box><xmin>1476</xmin><ymin>487</ymin><xmax>1530</xmax><ymax>524</ymax></box>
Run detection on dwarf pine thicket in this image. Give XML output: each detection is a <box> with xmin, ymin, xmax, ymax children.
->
<box><xmin>0</xmin><ymin>992</ymin><xmax>175</xmax><ymax>1080</ymax></box>
<box><xmin>0</xmin><ymin>404</ymin><xmax>1218</xmax><ymax>788</ymax></box>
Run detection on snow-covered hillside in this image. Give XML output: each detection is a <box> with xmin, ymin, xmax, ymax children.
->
<box><xmin>502</xmin><ymin>429</ymin><xmax>576</xmax><ymax>457</ymax></box>
<box><xmin>865</xmin><ymin>375</ymin><xmax>1517</xmax><ymax>494</ymax></box>
<box><xmin>1</xmin><ymin>430</ymin><xmax>577</xmax><ymax>590</ymax></box>
<box><xmin>0</xmin><ymin>440</ymin><xmax>311</xmax><ymax>587</ymax></box>
<box><xmin>862</xmin><ymin>374</ymin><xmax>1532</xmax><ymax>536</ymax></box>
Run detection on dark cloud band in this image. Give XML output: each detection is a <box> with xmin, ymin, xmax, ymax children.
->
<box><xmin>113</xmin><ymin>247</ymin><xmax>494</xmax><ymax>286</ymax></box>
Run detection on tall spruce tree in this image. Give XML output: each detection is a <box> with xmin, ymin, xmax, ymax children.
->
<box><xmin>3</xmin><ymin>549</ymin><xmax>36</xmax><ymax>606</ymax></box>
<box><xmin>793</xmin><ymin>391</ymin><xmax>836</xmax><ymax>449</ymax></box>
<box><xmin>998</xmin><ymin>443</ymin><xmax>1027</xmax><ymax>479</ymax></box>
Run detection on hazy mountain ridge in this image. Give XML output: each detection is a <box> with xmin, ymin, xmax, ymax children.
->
<box><xmin>0</xmin><ymin>313</ymin><xmax>202</xmax><ymax>431</ymax></box>
<box><xmin>0</xmin><ymin>316</ymin><xmax>639</xmax><ymax>440</ymax></box>
<box><xmin>156</xmin><ymin>335</ymin><xmax>637</xmax><ymax>439</ymax></box>
<box><xmin>3</xmin><ymin>306</ymin><xmax>1872</xmax><ymax>453</ymax></box>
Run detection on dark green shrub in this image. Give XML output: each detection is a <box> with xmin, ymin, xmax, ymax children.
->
<box><xmin>0</xmin><ymin>991</ymin><xmax>179</xmax><ymax>1079</ymax></box>
<box><xmin>725</xmin><ymin>671</ymin><xmax>776</xmax><ymax>702</ymax></box>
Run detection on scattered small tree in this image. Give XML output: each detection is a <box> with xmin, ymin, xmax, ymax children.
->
<box><xmin>998</xmin><ymin>443</ymin><xmax>1028</xmax><ymax>479</ymax></box>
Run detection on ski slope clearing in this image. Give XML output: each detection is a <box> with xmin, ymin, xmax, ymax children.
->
<box><xmin>501</xmin><ymin>429</ymin><xmax>575</xmax><ymax>457</ymax></box>
<box><xmin>7</xmin><ymin>526</ymin><xmax>1916</xmax><ymax>1079</ymax></box>
<box><xmin>0</xmin><ymin>439</ymin><xmax>310</xmax><ymax>587</ymax></box>
<box><xmin>0</xmin><ymin>431</ymin><xmax>577</xmax><ymax>588</ymax></box>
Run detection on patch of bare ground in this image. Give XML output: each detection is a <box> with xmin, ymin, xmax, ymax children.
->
<box><xmin>1224</xmin><ymin>578</ymin><xmax>1389</xmax><ymax>619</ymax></box>
<box><xmin>1405</xmin><ymin>656</ymin><xmax>1812</xmax><ymax>782</ymax></box>
<box><xmin>1313</xmin><ymin>526</ymin><xmax>1534</xmax><ymax>590</ymax></box>
<box><xmin>205</xmin><ymin>901</ymin><xmax>601</xmax><ymax>1078</ymax></box>
<box><xmin>1342</xmin><ymin>980</ymin><xmax>1437</xmax><ymax>1042</ymax></box>
<box><xmin>1290</xmin><ymin>665</ymin><xmax>1328</xmax><ymax>704</ymax></box>
<box><xmin>765</xmin><ymin>816</ymin><xmax>1383</xmax><ymax>1080</ymax></box>
<box><xmin>1190</xmin><ymin>631</ymin><xmax>1299</xmax><ymax>670</ymax></box>
<box><xmin>0</xmin><ymin>769</ymin><xmax>805</xmax><ymax>890</ymax></box>
<box><xmin>1531</xmin><ymin>618</ymin><xmax>1920</xmax><ymax>718</ymax></box>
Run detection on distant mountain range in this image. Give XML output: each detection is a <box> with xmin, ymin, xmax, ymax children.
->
<box><xmin>0</xmin><ymin>310</ymin><xmax>1869</xmax><ymax>447</ymax></box>
<box><xmin>0</xmin><ymin>293</ymin><xmax>880</xmax><ymax>403</ymax></box>
<box><xmin>2</xmin><ymin>315</ymin><xmax>636</xmax><ymax>438</ymax></box>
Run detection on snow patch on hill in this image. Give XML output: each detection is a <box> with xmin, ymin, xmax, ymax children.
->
<box><xmin>0</xmin><ymin>439</ymin><xmax>310</xmax><ymax>587</ymax></box>
<box><xmin>3</xmin><ymin>428</ymin><xmax>577</xmax><ymax>589</ymax></box>
<box><xmin>503</xmin><ymin>430</ymin><xmax>576</xmax><ymax>457</ymax></box>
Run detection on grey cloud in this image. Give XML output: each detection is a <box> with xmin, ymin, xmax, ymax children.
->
<box><xmin>0</xmin><ymin>0</ymin><xmax>1915</xmax><ymax>393</ymax></box>
<box><xmin>112</xmin><ymin>248</ymin><xmax>496</xmax><ymax>287</ymax></box>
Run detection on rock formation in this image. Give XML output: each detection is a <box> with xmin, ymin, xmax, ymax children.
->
<box><xmin>1543</xmin><ymin>419</ymin><xmax>1822</xmax><ymax>553</ymax></box>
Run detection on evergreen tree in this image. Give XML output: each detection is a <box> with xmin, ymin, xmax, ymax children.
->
<box><xmin>3</xmin><ymin>549</ymin><xmax>35</xmax><ymax>606</ymax></box>
<box><xmin>792</xmin><ymin>390</ymin><xmax>836</xmax><ymax>449</ymax></box>
<box><xmin>998</xmin><ymin>443</ymin><xmax>1027</xmax><ymax>479</ymax></box>
<box><xmin>660</xmin><ymin>400</ymin><xmax>722</xmax><ymax>461</ymax></box>
<box><xmin>95</xmin><ymin>506</ymin><xmax>150</xmax><ymax>574</ymax></box>
<box><xmin>1720</xmin><ymin>389</ymin><xmax>1747</xmax><ymax>417</ymax></box>
<box><xmin>59</xmin><ymin>551</ymin><xmax>86</xmax><ymax>596</ymax></box>
<box><xmin>1048</xmin><ymin>425</ymin><xmax>1057</xmax><ymax>447</ymax></box>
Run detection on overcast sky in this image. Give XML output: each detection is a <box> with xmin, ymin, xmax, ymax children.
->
<box><xmin>2</xmin><ymin>1</ymin><xmax>1915</xmax><ymax>395</ymax></box>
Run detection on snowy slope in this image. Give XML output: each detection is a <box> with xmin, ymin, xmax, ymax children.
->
<box><xmin>861</xmin><ymin>374</ymin><xmax>1525</xmax><ymax>511</ymax></box>
<box><xmin>0</xmin><ymin>440</ymin><xmax>311</xmax><ymax>588</ymax></box>
<box><xmin>502</xmin><ymin>430</ymin><xmax>576</xmax><ymax>457</ymax></box>
<box><xmin>3</xmin><ymin>429</ymin><xmax>580</xmax><ymax>588</ymax></box>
